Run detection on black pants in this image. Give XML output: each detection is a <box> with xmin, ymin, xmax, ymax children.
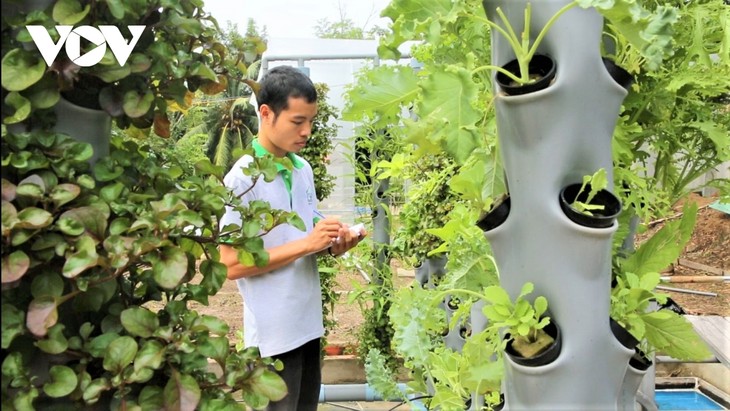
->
<box><xmin>265</xmin><ymin>338</ymin><xmax>321</xmax><ymax>411</ymax></box>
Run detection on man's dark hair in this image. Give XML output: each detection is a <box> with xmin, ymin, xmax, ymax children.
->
<box><xmin>258</xmin><ymin>66</ymin><xmax>317</xmax><ymax>116</ymax></box>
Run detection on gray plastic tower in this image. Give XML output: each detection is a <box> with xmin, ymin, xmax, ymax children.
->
<box><xmin>479</xmin><ymin>0</ymin><xmax>637</xmax><ymax>409</ymax></box>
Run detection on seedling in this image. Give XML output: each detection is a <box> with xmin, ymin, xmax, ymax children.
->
<box><xmin>472</xmin><ymin>2</ymin><xmax>575</xmax><ymax>85</ymax></box>
<box><xmin>571</xmin><ymin>168</ymin><xmax>608</xmax><ymax>216</ymax></box>
<box><xmin>481</xmin><ymin>282</ymin><xmax>553</xmax><ymax>358</ymax></box>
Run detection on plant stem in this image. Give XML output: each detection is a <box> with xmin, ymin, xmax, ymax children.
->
<box><xmin>527</xmin><ymin>2</ymin><xmax>577</xmax><ymax>61</ymax></box>
<box><xmin>471</xmin><ymin>64</ymin><xmax>524</xmax><ymax>84</ymax></box>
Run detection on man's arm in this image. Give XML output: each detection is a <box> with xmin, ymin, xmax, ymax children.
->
<box><xmin>221</xmin><ymin>218</ymin><xmax>343</xmax><ymax>280</ymax></box>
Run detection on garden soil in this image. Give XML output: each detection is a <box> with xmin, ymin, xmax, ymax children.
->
<box><xmin>193</xmin><ymin>192</ymin><xmax>729</xmax><ymax>351</ymax></box>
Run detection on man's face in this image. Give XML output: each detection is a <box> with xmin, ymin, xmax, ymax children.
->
<box><xmin>260</xmin><ymin>96</ymin><xmax>317</xmax><ymax>156</ymax></box>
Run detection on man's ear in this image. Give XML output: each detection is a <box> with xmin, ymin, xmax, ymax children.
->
<box><xmin>259</xmin><ymin>104</ymin><xmax>271</xmax><ymax>121</ymax></box>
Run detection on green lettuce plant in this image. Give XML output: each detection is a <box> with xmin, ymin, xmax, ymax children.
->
<box><xmin>480</xmin><ymin>283</ymin><xmax>553</xmax><ymax>358</ymax></box>
<box><xmin>1</xmin><ymin>128</ymin><xmax>302</xmax><ymax>410</ymax></box>
<box><xmin>370</xmin><ymin>283</ymin><xmax>503</xmax><ymax>410</ymax></box>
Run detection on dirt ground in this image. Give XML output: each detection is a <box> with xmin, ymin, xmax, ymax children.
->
<box><xmin>194</xmin><ymin>192</ymin><xmax>729</xmax><ymax>350</ymax></box>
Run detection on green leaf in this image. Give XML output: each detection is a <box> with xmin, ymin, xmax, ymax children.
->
<box><xmin>643</xmin><ymin>310</ymin><xmax>712</xmax><ymax>361</ymax></box>
<box><xmin>50</xmin><ymin>183</ymin><xmax>81</xmax><ymax>208</ymax></box>
<box><xmin>418</xmin><ymin>67</ymin><xmax>480</xmax><ymax>163</ymax></box>
<box><xmin>87</xmin><ymin>333</ymin><xmax>120</xmax><ymax>358</ymax></box>
<box><xmin>43</xmin><ymin>365</ymin><xmax>78</xmax><ymax>398</ymax></box>
<box><xmin>82</xmin><ymin>378</ymin><xmax>109</xmax><ymax>403</ymax></box>
<box><xmin>134</xmin><ymin>340</ymin><xmax>165</xmax><ymax>372</ymax></box>
<box><xmin>623</xmin><ymin>202</ymin><xmax>697</xmax><ymax>276</ymax></box>
<box><xmin>342</xmin><ymin>66</ymin><xmax>419</xmax><ymax>126</ymax></box>
<box><xmin>121</xmin><ymin>307</ymin><xmax>159</xmax><ymax>338</ymax></box>
<box><xmin>199</xmin><ymin>260</ymin><xmax>227</xmax><ymax>294</ymax></box>
<box><xmin>36</xmin><ymin>323</ymin><xmax>68</xmax><ymax>354</ymax></box>
<box><xmin>364</xmin><ymin>349</ymin><xmax>404</xmax><ymax>401</ymax></box>
<box><xmin>164</xmin><ymin>371</ymin><xmax>201</xmax><ymax>411</ymax></box>
<box><xmin>248</xmin><ymin>369</ymin><xmax>287</xmax><ymax>402</ymax></box>
<box><xmin>3</xmin><ymin>92</ymin><xmax>31</xmax><ymax>124</ymax></box>
<box><xmin>1</xmin><ymin>49</ymin><xmax>45</xmax><ymax>91</ymax></box>
<box><xmin>103</xmin><ymin>336</ymin><xmax>138</xmax><ymax>373</ymax></box>
<box><xmin>122</xmin><ymin>90</ymin><xmax>154</xmax><ymax>118</ymax></box>
<box><xmin>138</xmin><ymin>386</ymin><xmax>164</xmax><ymax>410</ymax></box>
<box><xmin>2</xmin><ymin>250</ymin><xmax>30</xmax><ymax>283</ymax></box>
<box><xmin>16</xmin><ymin>207</ymin><xmax>53</xmax><ymax>229</ymax></box>
<box><xmin>95</xmin><ymin>64</ymin><xmax>132</xmax><ymax>83</ymax></box>
<box><xmin>62</xmin><ymin>235</ymin><xmax>99</xmax><ymax>278</ymax></box>
<box><xmin>190</xmin><ymin>62</ymin><xmax>218</xmax><ymax>81</ymax></box>
<box><xmin>198</xmin><ymin>336</ymin><xmax>229</xmax><ymax>365</ymax></box>
<box><xmin>193</xmin><ymin>315</ymin><xmax>229</xmax><ymax>335</ymax></box>
<box><xmin>1</xmin><ymin>304</ymin><xmax>25</xmax><ymax>349</ymax></box>
<box><xmin>73</xmin><ymin>280</ymin><xmax>117</xmax><ymax>312</ymax></box>
<box><xmin>582</xmin><ymin>0</ymin><xmax>678</xmax><ymax>70</ymax></box>
<box><xmin>52</xmin><ymin>0</ymin><xmax>91</xmax><ymax>25</ymax></box>
<box><xmin>100</xmin><ymin>182</ymin><xmax>125</xmax><ymax>203</ymax></box>
<box><xmin>58</xmin><ymin>205</ymin><xmax>109</xmax><ymax>239</ymax></box>
<box><xmin>152</xmin><ymin>246</ymin><xmax>188</xmax><ymax>289</ymax></box>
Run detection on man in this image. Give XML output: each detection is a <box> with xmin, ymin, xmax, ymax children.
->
<box><xmin>220</xmin><ymin>65</ymin><xmax>365</xmax><ymax>411</ymax></box>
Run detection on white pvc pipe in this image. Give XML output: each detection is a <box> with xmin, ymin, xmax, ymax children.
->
<box><xmin>318</xmin><ymin>383</ymin><xmax>427</xmax><ymax>410</ymax></box>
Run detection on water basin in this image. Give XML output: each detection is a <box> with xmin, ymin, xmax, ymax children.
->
<box><xmin>656</xmin><ymin>390</ymin><xmax>726</xmax><ymax>410</ymax></box>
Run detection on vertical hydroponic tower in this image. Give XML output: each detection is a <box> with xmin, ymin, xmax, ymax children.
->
<box><xmin>479</xmin><ymin>0</ymin><xmax>637</xmax><ymax>409</ymax></box>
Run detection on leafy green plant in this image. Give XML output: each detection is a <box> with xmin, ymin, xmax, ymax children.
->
<box><xmin>344</xmin><ymin>0</ymin><xmax>725</xmax><ymax>403</ymax></box>
<box><xmin>1</xmin><ymin>128</ymin><xmax>300</xmax><ymax>410</ymax></box>
<box><xmin>611</xmin><ymin>202</ymin><xmax>712</xmax><ymax>361</ymax></box>
<box><xmin>1</xmin><ymin>0</ymin><xmax>240</xmax><ymax>137</ymax></box>
<box><xmin>348</xmin><ymin>260</ymin><xmax>399</xmax><ymax>374</ymax></box>
<box><xmin>481</xmin><ymin>283</ymin><xmax>553</xmax><ymax>358</ymax></box>
<box><xmin>380</xmin><ymin>0</ymin><xmax>678</xmax><ymax>88</ymax></box>
<box><xmin>611</xmin><ymin>0</ymin><xmax>730</xmax><ymax>213</ymax></box>
<box><xmin>388</xmin><ymin>154</ymin><xmax>460</xmax><ymax>263</ymax></box>
<box><xmin>373</xmin><ymin>282</ymin><xmax>506</xmax><ymax>410</ymax></box>
<box><xmin>570</xmin><ymin>168</ymin><xmax>608</xmax><ymax>216</ymax></box>
<box><xmin>471</xmin><ymin>2</ymin><xmax>569</xmax><ymax>86</ymax></box>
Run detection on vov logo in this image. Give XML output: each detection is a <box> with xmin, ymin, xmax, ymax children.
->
<box><xmin>26</xmin><ymin>25</ymin><xmax>146</xmax><ymax>67</ymax></box>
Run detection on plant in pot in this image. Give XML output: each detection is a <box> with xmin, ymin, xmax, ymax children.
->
<box><xmin>1</xmin><ymin>0</ymin><xmax>235</xmax><ymax>138</ymax></box>
<box><xmin>0</xmin><ymin>128</ymin><xmax>307</xmax><ymax>409</ymax></box>
<box><xmin>480</xmin><ymin>282</ymin><xmax>560</xmax><ymax>366</ymax></box>
<box><xmin>472</xmin><ymin>2</ymin><xmax>566</xmax><ymax>95</ymax></box>
<box><xmin>610</xmin><ymin>201</ymin><xmax>712</xmax><ymax>368</ymax></box>
<box><xmin>560</xmin><ymin>168</ymin><xmax>622</xmax><ymax>228</ymax></box>
<box><xmin>365</xmin><ymin>283</ymin><xmax>505</xmax><ymax>411</ymax></box>
<box><xmin>476</xmin><ymin>0</ymin><xmax>679</xmax><ymax>95</ymax></box>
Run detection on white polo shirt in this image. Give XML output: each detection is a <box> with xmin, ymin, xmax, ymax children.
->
<box><xmin>220</xmin><ymin>141</ymin><xmax>324</xmax><ymax>357</ymax></box>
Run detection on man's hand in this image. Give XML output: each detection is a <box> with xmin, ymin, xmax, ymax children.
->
<box><xmin>329</xmin><ymin>223</ymin><xmax>367</xmax><ymax>256</ymax></box>
<box><xmin>309</xmin><ymin>218</ymin><xmax>342</xmax><ymax>253</ymax></box>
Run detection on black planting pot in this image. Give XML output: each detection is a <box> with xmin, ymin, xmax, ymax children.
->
<box><xmin>491</xmin><ymin>393</ymin><xmax>505</xmax><ymax>411</ymax></box>
<box><xmin>603</xmin><ymin>58</ymin><xmax>634</xmax><ymax>90</ymax></box>
<box><xmin>629</xmin><ymin>348</ymin><xmax>653</xmax><ymax>371</ymax></box>
<box><xmin>505</xmin><ymin>321</ymin><xmax>561</xmax><ymax>367</ymax></box>
<box><xmin>559</xmin><ymin>183</ymin><xmax>622</xmax><ymax>228</ymax></box>
<box><xmin>476</xmin><ymin>196</ymin><xmax>510</xmax><ymax>232</ymax></box>
<box><xmin>496</xmin><ymin>54</ymin><xmax>556</xmax><ymax>96</ymax></box>
<box><xmin>610</xmin><ymin>317</ymin><xmax>639</xmax><ymax>350</ymax></box>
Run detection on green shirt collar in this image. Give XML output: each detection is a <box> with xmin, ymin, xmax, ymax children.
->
<box><xmin>252</xmin><ymin>139</ymin><xmax>305</xmax><ymax>171</ymax></box>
